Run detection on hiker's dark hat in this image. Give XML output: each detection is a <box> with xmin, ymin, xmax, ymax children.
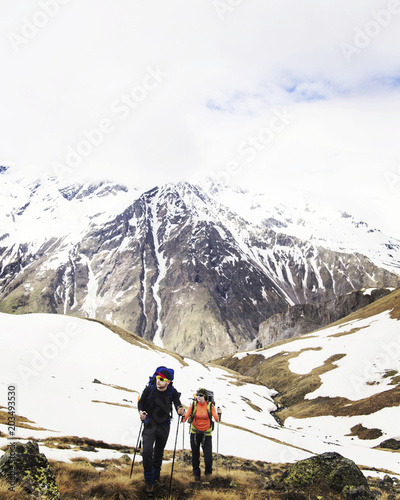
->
<box><xmin>156</xmin><ymin>369</ymin><xmax>172</xmax><ymax>380</ymax></box>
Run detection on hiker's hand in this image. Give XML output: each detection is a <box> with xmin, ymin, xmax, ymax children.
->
<box><xmin>177</xmin><ymin>406</ymin><xmax>185</xmax><ymax>416</ymax></box>
<box><xmin>217</xmin><ymin>407</ymin><xmax>222</xmax><ymax>421</ymax></box>
<box><xmin>139</xmin><ymin>411</ymin><xmax>147</xmax><ymax>421</ymax></box>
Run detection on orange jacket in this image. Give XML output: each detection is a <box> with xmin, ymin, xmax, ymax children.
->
<box><xmin>184</xmin><ymin>400</ymin><xmax>219</xmax><ymax>432</ymax></box>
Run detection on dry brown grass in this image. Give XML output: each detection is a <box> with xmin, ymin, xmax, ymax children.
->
<box><xmin>0</xmin><ymin>479</ymin><xmax>27</xmax><ymax>499</ymax></box>
<box><xmin>224</xmin><ymin>349</ymin><xmax>351</xmax><ymax>423</ymax></box>
<box><xmin>91</xmin><ymin>400</ymin><xmax>135</xmax><ymax>409</ymax></box>
<box><xmin>1</xmin><ymin>451</ymin><xmax>397</xmax><ymax>499</ymax></box>
<box><xmin>85</xmin><ymin>474</ymin><xmax>140</xmax><ymax>499</ymax></box>
<box><xmin>51</xmin><ymin>457</ymin><xmax>281</xmax><ymax>499</ymax></box>
<box><xmin>91</xmin><ymin>378</ymin><xmax>139</xmax><ymax>394</ymax></box>
<box><xmin>276</xmin><ymin>381</ymin><xmax>400</xmax><ymax>422</ymax></box>
<box><xmin>0</xmin><ymin>409</ymin><xmax>48</xmax><ymax>433</ymax></box>
<box><xmin>0</xmin><ymin>444</ymin><xmax>296</xmax><ymax>499</ymax></box>
<box><xmin>347</xmin><ymin>423</ymin><xmax>383</xmax><ymax>440</ymax></box>
<box><xmin>52</xmin><ymin>460</ymin><xmax>100</xmax><ymax>498</ymax></box>
<box><xmin>41</xmin><ymin>435</ymin><xmax>131</xmax><ymax>451</ymax></box>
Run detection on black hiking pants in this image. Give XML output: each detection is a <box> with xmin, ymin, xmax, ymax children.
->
<box><xmin>142</xmin><ymin>421</ymin><xmax>170</xmax><ymax>484</ymax></box>
<box><xmin>190</xmin><ymin>432</ymin><xmax>213</xmax><ymax>477</ymax></box>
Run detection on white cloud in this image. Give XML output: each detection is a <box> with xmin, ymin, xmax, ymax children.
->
<box><xmin>1</xmin><ymin>0</ymin><xmax>400</xmax><ymax>237</ymax></box>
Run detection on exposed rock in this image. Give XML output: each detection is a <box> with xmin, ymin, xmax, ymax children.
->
<box><xmin>376</xmin><ymin>474</ymin><xmax>399</xmax><ymax>496</ymax></box>
<box><xmin>378</xmin><ymin>438</ymin><xmax>400</xmax><ymax>450</ymax></box>
<box><xmin>0</xmin><ymin>441</ymin><xmax>60</xmax><ymax>499</ymax></box>
<box><xmin>258</xmin><ymin>288</ymin><xmax>391</xmax><ymax>346</ymax></box>
<box><xmin>80</xmin><ymin>445</ymin><xmax>98</xmax><ymax>453</ymax></box>
<box><xmin>341</xmin><ymin>484</ymin><xmax>373</xmax><ymax>498</ymax></box>
<box><xmin>272</xmin><ymin>452</ymin><xmax>373</xmax><ymax>497</ymax></box>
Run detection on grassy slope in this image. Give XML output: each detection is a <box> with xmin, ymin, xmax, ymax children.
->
<box><xmin>214</xmin><ymin>288</ymin><xmax>400</xmax><ymax>425</ymax></box>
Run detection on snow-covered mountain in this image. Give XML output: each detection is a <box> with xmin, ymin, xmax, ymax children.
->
<box><xmin>1</xmin><ymin>166</ymin><xmax>399</xmax><ymax>360</ymax></box>
<box><xmin>0</xmin><ymin>307</ymin><xmax>399</xmax><ymax>476</ymax></box>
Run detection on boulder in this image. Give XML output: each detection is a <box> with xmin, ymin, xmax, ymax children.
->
<box><xmin>0</xmin><ymin>441</ymin><xmax>60</xmax><ymax>499</ymax></box>
<box><xmin>276</xmin><ymin>452</ymin><xmax>373</xmax><ymax>497</ymax></box>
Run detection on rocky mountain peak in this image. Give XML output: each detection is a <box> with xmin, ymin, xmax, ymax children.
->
<box><xmin>0</xmin><ymin>176</ymin><xmax>399</xmax><ymax>360</ymax></box>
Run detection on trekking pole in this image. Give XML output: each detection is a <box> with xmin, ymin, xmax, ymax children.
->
<box><xmin>130</xmin><ymin>420</ymin><xmax>144</xmax><ymax>478</ymax></box>
<box><xmin>216</xmin><ymin>408</ymin><xmax>221</xmax><ymax>480</ymax></box>
<box><xmin>168</xmin><ymin>415</ymin><xmax>181</xmax><ymax>499</ymax></box>
<box><xmin>181</xmin><ymin>416</ymin><xmax>185</xmax><ymax>478</ymax></box>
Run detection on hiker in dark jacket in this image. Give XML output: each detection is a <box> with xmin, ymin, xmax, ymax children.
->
<box><xmin>184</xmin><ymin>387</ymin><xmax>222</xmax><ymax>480</ymax></box>
<box><xmin>138</xmin><ymin>368</ymin><xmax>185</xmax><ymax>495</ymax></box>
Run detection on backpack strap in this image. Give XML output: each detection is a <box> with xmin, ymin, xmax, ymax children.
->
<box><xmin>207</xmin><ymin>402</ymin><xmax>215</xmax><ymax>431</ymax></box>
<box><xmin>143</xmin><ymin>383</ymin><xmax>174</xmax><ymax>424</ymax></box>
<box><xmin>190</xmin><ymin>401</ymin><xmax>214</xmax><ymax>435</ymax></box>
<box><xmin>167</xmin><ymin>385</ymin><xmax>174</xmax><ymax>420</ymax></box>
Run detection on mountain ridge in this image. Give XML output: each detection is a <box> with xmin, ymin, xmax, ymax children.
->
<box><xmin>1</xmin><ymin>169</ymin><xmax>399</xmax><ymax>360</ymax></box>
<box><xmin>257</xmin><ymin>287</ymin><xmax>393</xmax><ymax>347</ymax></box>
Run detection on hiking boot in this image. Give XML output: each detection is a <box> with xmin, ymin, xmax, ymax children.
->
<box><xmin>155</xmin><ymin>478</ymin><xmax>166</xmax><ymax>488</ymax></box>
<box><xmin>146</xmin><ymin>484</ymin><xmax>154</xmax><ymax>497</ymax></box>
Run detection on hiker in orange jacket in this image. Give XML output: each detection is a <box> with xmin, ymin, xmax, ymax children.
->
<box><xmin>184</xmin><ymin>388</ymin><xmax>222</xmax><ymax>480</ymax></box>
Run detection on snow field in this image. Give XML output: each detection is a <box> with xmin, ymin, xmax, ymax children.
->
<box><xmin>231</xmin><ymin>309</ymin><xmax>400</xmax><ymax>473</ymax></box>
<box><xmin>1</xmin><ymin>311</ymin><xmax>400</xmax><ymax>475</ymax></box>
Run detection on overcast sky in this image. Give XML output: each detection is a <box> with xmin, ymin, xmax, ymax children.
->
<box><xmin>1</xmin><ymin>1</ymin><xmax>400</xmax><ymax>238</ymax></box>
